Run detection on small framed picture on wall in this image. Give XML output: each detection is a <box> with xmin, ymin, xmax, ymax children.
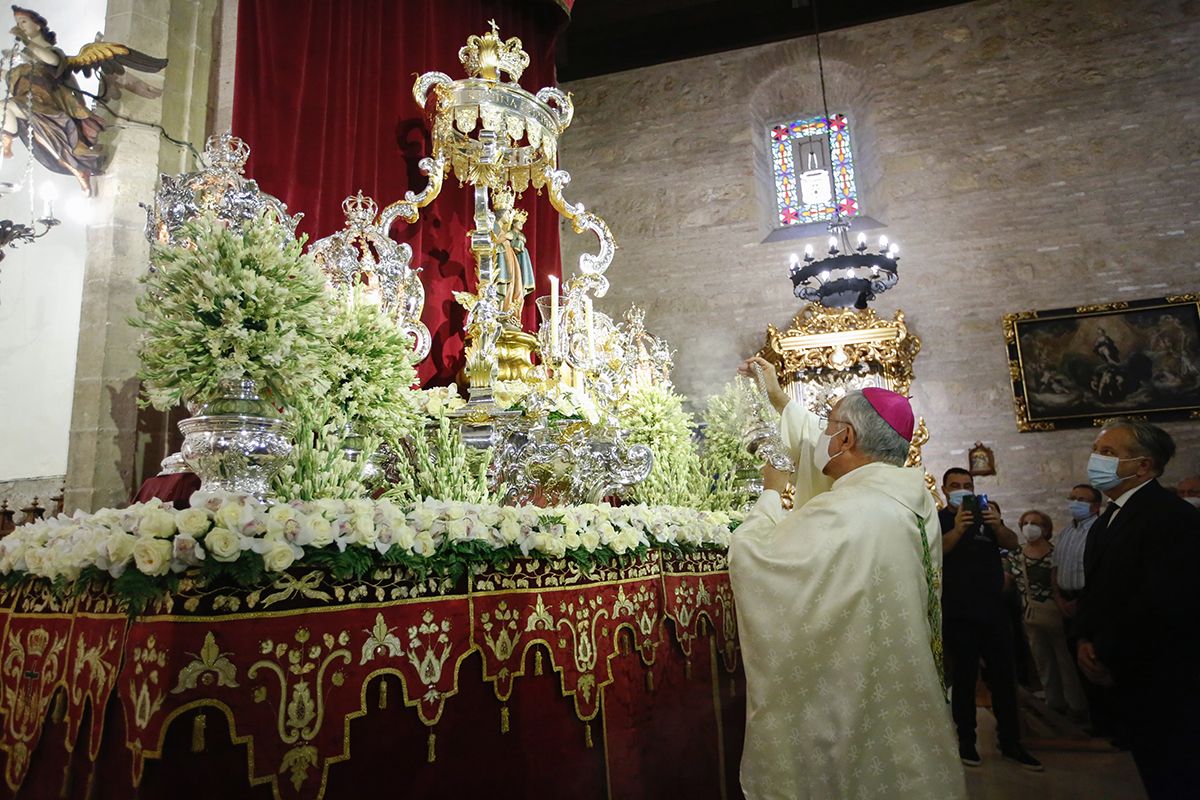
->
<box><xmin>968</xmin><ymin>442</ymin><xmax>996</xmax><ymax>476</ymax></box>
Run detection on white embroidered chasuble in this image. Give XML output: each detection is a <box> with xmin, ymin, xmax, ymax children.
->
<box><xmin>729</xmin><ymin>401</ymin><xmax>965</xmax><ymax>799</ymax></box>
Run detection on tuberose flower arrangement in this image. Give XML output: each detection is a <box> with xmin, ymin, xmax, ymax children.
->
<box><xmin>0</xmin><ymin>494</ymin><xmax>740</xmax><ymax>612</ymax></box>
<box><xmin>274</xmin><ymin>290</ymin><xmax>424</xmax><ymax>500</ymax></box>
<box><xmin>696</xmin><ymin>379</ymin><xmax>761</xmax><ymax>512</ymax></box>
<box><xmin>132</xmin><ymin>211</ymin><xmax>331</xmax><ymax>410</ymax></box>
<box><xmin>618</xmin><ymin>384</ymin><xmax>704</xmax><ymax>507</ymax></box>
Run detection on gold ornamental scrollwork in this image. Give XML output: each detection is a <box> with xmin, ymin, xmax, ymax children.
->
<box><xmin>761</xmin><ymin>305</ymin><xmax>921</xmax><ymax>396</ymax></box>
<box><xmin>1075</xmin><ymin>301</ymin><xmax>1130</xmax><ymax>313</ymax></box>
<box><xmin>171</xmin><ymin>632</ymin><xmax>239</xmax><ymax>693</ymax></box>
<box><xmin>1002</xmin><ymin>310</ymin><xmax>1038</xmax><ymax>345</ymax></box>
<box><xmin>249</xmin><ymin>628</ymin><xmax>352</xmax><ymax>792</ymax></box>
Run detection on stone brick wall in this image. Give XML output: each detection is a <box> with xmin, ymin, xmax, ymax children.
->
<box><xmin>558</xmin><ymin>0</ymin><xmax>1200</xmax><ymax>530</ymax></box>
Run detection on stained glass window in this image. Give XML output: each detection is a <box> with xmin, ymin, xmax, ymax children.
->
<box><xmin>770</xmin><ymin>114</ymin><xmax>859</xmax><ymax>228</ymax></box>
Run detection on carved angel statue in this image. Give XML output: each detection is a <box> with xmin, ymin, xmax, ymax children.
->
<box><xmin>1</xmin><ymin>6</ymin><xmax>167</xmax><ymax>193</ymax></box>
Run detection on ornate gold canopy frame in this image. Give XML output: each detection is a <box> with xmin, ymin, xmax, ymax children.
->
<box><xmin>758</xmin><ymin>304</ymin><xmax>937</xmax><ymax>496</ymax></box>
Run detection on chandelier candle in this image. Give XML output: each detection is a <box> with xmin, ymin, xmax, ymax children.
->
<box><xmin>549</xmin><ymin>275</ymin><xmax>559</xmax><ymax>357</ymax></box>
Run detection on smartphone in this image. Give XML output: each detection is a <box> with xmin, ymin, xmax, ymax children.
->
<box><xmin>961</xmin><ymin>494</ymin><xmax>983</xmax><ymax>526</ymax></box>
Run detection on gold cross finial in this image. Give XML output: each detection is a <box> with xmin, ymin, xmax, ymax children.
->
<box><xmin>488</xmin><ymin>19</ymin><xmax>499</xmax><ymax>35</ymax></box>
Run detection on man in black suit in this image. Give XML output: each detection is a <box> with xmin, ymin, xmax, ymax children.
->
<box><xmin>1077</xmin><ymin>419</ymin><xmax>1200</xmax><ymax>798</ymax></box>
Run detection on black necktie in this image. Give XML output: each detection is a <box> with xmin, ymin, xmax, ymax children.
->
<box><xmin>1087</xmin><ymin>502</ymin><xmax>1120</xmax><ymax>565</ymax></box>
<box><xmin>1095</xmin><ymin>501</ymin><xmax>1119</xmax><ymax>534</ymax></box>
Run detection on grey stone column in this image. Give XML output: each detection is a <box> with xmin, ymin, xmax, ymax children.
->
<box><xmin>64</xmin><ymin>0</ymin><xmax>217</xmax><ymax>513</ymax></box>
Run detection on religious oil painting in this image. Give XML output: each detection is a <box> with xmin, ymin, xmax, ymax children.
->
<box><xmin>1005</xmin><ymin>295</ymin><xmax>1200</xmax><ymax>431</ymax></box>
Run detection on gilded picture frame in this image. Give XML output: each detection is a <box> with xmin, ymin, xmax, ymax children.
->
<box><xmin>1003</xmin><ymin>294</ymin><xmax>1200</xmax><ymax>431</ymax></box>
<box><xmin>968</xmin><ymin>442</ymin><xmax>996</xmax><ymax>476</ymax></box>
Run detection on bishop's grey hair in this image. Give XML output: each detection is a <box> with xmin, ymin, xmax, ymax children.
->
<box><xmin>837</xmin><ymin>390</ymin><xmax>911</xmax><ymax>467</ymax></box>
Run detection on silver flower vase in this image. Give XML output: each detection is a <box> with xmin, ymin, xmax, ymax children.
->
<box><xmin>178</xmin><ymin>379</ymin><xmax>294</xmax><ymax>500</ymax></box>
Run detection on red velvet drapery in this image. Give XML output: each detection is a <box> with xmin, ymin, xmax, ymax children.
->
<box><xmin>232</xmin><ymin>0</ymin><xmax>568</xmax><ymax>386</ymax></box>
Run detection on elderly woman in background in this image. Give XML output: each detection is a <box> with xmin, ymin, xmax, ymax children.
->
<box><xmin>1007</xmin><ymin>509</ymin><xmax>1088</xmax><ymax>721</ymax></box>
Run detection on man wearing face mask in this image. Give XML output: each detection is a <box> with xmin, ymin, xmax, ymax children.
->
<box><xmin>1077</xmin><ymin>419</ymin><xmax>1200</xmax><ymax>798</ymax></box>
<box><xmin>1177</xmin><ymin>474</ymin><xmax>1200</xmax><ymax>507</ymax></box>
<box><xmin>1051</xmin><ymin>484</ymin><xmax>1106</xmax><ymax>731</ymax></box>
<box><xmin>938</xmin><ymin>469</ymin><xmax>1041</xmax><ymax>770</ymax></box>
<box><xmin>729</xmin><ymin>357</ymin><xmax>965</xmax><ymax>800</ymax></box>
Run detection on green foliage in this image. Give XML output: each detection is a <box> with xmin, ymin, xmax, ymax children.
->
<box><xmin>618</xmin><ymin>384</ymin><xmax>703</xmax><ymax>507</ymax></box>
<box><xmin>200</xmin><ymin>551</ymin><xmax>267</xmax><ymax>589</ymax></box>
<box><xmin>113</xmin><ymin>568</ymin><xmax>179</xmax><ymax>616</ymax></box>
<box><xmin>133</xmin><ymin>211</ymin><xmax>331</xmax><ymax>410</ymax></box>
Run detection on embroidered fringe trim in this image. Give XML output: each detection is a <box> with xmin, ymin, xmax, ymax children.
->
<box><xmin>191</xmin><ymin>712</ymin><xmax>207</xmax><ymax>753</ymax></box>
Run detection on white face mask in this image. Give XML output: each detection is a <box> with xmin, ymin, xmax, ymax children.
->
<box><xmin>1184</xmin><ymin>496</ymin><xmax>1200</xmax><ymax>509</ymax></box>
<box><xmin>814</xmin><ymin>426</ymin><xmax>847</xmax><ymax>474</ymax></box>
<box><xmin>1019</xmin><ymin>523</ymin><xmax>1044</xmax><ymax>543</ymax></box>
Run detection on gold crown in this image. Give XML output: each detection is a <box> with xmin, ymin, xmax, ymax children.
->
<box><xmin>459</xmin><ymin>20</ymin><xmax>530</xmax><ymax>83</ymax></box>
<box><xmin>492</xmin><ymin>185</ymin><xmax>516</xmax><ymax>210</ymax></box>
<box><xmin>27</xmin><ymin>628</ymin><xmax>50</xmax><ymax>657</ymax></box>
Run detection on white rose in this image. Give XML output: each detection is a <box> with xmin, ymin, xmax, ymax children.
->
<box><xmin>24</xmin><ymin>547</ymin><xmax>50</xmax><ymax>578</ymax></box>
<box><xmin>410</xmin><ymin>506</ymin><xmax>437</xmax><ymax>532</ymax></box>
<box><xmin>498</xmin><ymin>518</ymin><xmax>522</xmax><ymax>544</ymax></box>
<box><xmin>579</xmin><ymin>529</ymin><xmax>600</xmax><ymax>552</ymax></box>
<box><xmin>563</xmin><ymin>531</ymin><xmax>582</xmax><ymax>551</ymax></box>
<box><xmin>413</xmin><ymin>531</ymin><xmax>436</xmax><ymax>556</ymax></box>
<box><xmin>133</xmin><ymin>537</ymin><xmax>172</xmax><ymax>576</ymax></box>
<box><xmin>138</xmin><ymin>507</ymin><xmax>177</xmax><ymax>539</ymax></box>
<box><xmin>393</xmin><ymin>523</ymin><xmax>417</xmax><ymax>551</ymax></box>
<box><xmin>446</xmin><ymin>517</ymin><xmax>471</xmax><ymax>542</ymax></box>
<box><xmin>204</xmin><ymin>527</ymin><xmax>241</xmax><ymax>563</ymax></box>
<box><xmin>261</xmin><ymin>540</ymin><xmax>297</xmax><ymax>573</ymax></box>
<box><xmin>304</xmin><ymin>515</ymin><xmax>335</xmax><ymax>548</ymax></box>
<box><xmin>346</xmin><ymin>514</ymin><xmax>377</xmax><ymax>547</ymax></box>
<box><xmin>215</xmin><ymin>501</ymin><xmax>246</xmax><ymax>532</ymax></box>
<box><xmin>175</xmin><ymin>507</ymin><xmax>212</xmax><ymax>538</ymax></box>
<box><xmin>105</xmin><ymin>532</ymin><xmax>137</xmax><ymax>571</ymax></box>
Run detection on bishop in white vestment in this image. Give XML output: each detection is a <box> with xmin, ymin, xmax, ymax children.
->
<box><xmin>730</xmin><ymin>360</ymin><xmax>965</xmax><ymax>800</ymax></box>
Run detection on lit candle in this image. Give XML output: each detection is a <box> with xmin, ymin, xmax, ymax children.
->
<box><xmin>549</xmin><ymin>275</ymin><xmax>559</xmax><ymax>357</ymax></box>
<box><xmin>878</xmin><ymin>235</ymin><xmax>889</xmax><ymax>249</ymax></box>
<box><xmin>585</xmin><ymin>296</ymin><xmax>595</xmax><ymax>361</ymax></box>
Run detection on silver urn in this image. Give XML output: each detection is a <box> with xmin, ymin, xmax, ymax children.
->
<box><xmin>178</xmin><ymin>379</ymin><xmax>294</xmax><ymax>500</ymax></box>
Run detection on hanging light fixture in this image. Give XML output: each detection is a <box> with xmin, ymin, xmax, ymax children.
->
<box><xmin>0</xmin><ymin>180</ymin><xmax>60</xmax><ymax>262</ymax></box>
<box><xmin>787</xmin><ymin>0</ymin><xmax>899</xmax><ymax>310</ymax></box>
<box><xmin>0</xmin><ymin>39</ymin><xmax>62</xmax><ymax>263</ymax></box>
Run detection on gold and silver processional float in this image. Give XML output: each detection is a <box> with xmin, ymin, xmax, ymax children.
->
<box><xmin>144</xmin><ymin>23</ymin><xmax>671</xmax><ymax>504</ymax></box>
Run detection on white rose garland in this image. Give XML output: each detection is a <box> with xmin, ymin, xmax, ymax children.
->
<box><xmin>0</xmin><ymin>494</ymin><xmax>739</xmax><ymax>592</ymax></box>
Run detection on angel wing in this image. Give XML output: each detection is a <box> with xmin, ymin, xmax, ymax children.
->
<box><xmin>65</xmin><ymin>39</ymin><xmax>167</xmax><ymax>79</ymax></box>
